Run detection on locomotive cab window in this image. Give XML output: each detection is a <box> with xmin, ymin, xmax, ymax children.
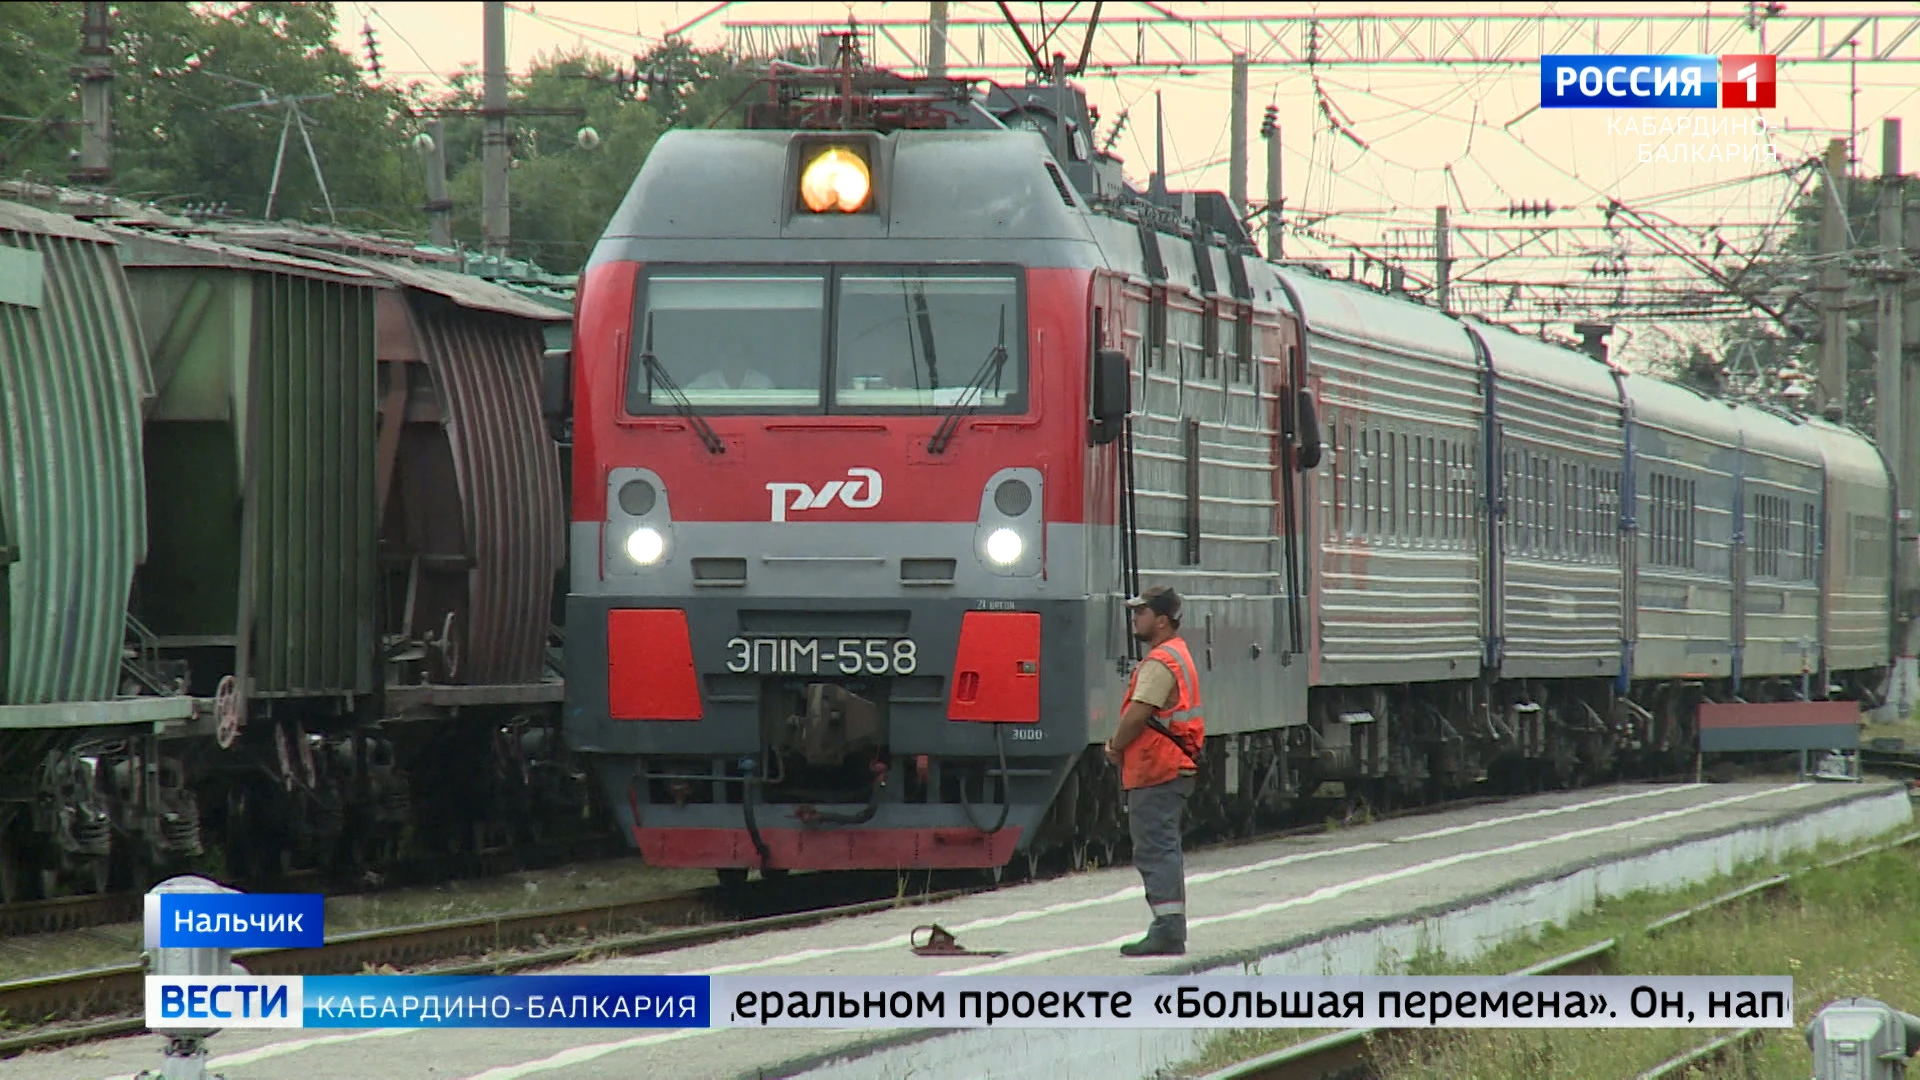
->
<box><xmin>834</xmin><ymin>270</ymin><xmax>1024</xmax><ymax>411</ymax></box>
<box><xmin>628</xmin><ymin>271</ymin><xmax>827</xmax><ymax>413</ymax></box>
<box><xmin>626</xmin><ymin>266</ymin><xmax>1026</xmax><ymax>416</ymax></box>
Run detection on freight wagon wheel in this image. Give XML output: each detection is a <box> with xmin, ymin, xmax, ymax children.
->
<box><xmin>214</xmin><ymin>676</ymin><xmax>244</xmax><ymax>750</ymax></box>
<box><xmin>1069</xmin><ymin>840</ymin><xmax>1089</xmax><ymax>873</ymax></box>
<box><xmin>0</xmin><ymin>840</ymin><xmax>17</xmax><ymax>903</ymax></box>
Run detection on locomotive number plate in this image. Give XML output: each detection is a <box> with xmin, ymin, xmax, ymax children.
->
<box><xmin>724</xmin><ymin>636</ymin><xmax>919</xmax><ymax>676</ymax></box>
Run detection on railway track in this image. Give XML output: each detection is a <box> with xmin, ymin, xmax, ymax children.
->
<box><xmin>0</xmin><ymin>782</ymin><xmax>1557</xmax><ymax>1060</ymax></box>
<box><xmin>0</xmin><ymin>831</ymin><xmax>627</xmax><ymax>938</ymax></box>
<box><xmin>3</xmin><ymin>776</ymin><xmax>1869</xmax><ymax>1065</ymax></box>
<box><xmin>0</xmin><ymin>874</ymin><xmax>978</xmax><ymax>1058</ymax></box>
<box><xmin>0</xmin><ymin>744</ymin><xmax>1747</xmax><ymax>941</ymax></box>
<box><xmin>1194</xmin><ymin>829</ymin><xmax>1920</xmax><ymax>1080</ymax></box>
<box><xmin>1631</xmin><ymin>1028</ymin><xmax>1765</xmax><ymax>1080</ymax></box>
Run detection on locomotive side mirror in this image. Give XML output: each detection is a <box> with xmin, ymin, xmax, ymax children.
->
<box><xmin>540</xmin><ymin>348</ymin><xmax>572</xmax><ymax>419</ymax></box>
<box><xmin>1295</xmin><ymin>388</ymin><xmax>1323</xmax><ymax>470</ymax></box>
<box><xmin>1089</xmin><ymin>348</ymin><xmax>1130</xmax><ymax>446</ymax></box>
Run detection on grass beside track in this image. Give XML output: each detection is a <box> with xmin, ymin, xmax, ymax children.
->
<box><xmin>1176</xmin><ymin>823</ymin><xmax>1920</xmax><ymax>1079</ymax></box>
<box><xmin>0</xmin><ymin>860</ymin><xmax>715</xmax><ymax>983</ymax></box>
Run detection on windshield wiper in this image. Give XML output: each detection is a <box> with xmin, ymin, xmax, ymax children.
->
<box><xmin>926</xmin><ymin>306</ymin><xmax>1007</xmax><ymax>455</ymax></box>
<box><xmin>638</xmin><ymin>311</ymin><xmax>725</xmax><ymax>455</ymax></box>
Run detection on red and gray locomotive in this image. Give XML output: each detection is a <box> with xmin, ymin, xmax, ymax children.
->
<box><xmin>556</xmin><ymin>57</ymin><xmax>1893</xmax><ymax>879</ymax></box>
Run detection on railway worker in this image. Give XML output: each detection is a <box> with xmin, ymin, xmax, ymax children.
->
<box><xmin>1104</xmin><ymin>585</ymin><xmax>1205</xmax><ymax>957</ymax></box>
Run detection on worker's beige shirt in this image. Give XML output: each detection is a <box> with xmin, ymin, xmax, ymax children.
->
<box><xmin>1129</xmin><ymin>658</ymin><xmax>1177</xmax><ymax>710</ymax></box>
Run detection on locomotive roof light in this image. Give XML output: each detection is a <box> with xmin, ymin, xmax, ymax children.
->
<box><xmin>800</xmin><ymin>147</ymin><xmax>871</xmax><ymax>213</ymax></box>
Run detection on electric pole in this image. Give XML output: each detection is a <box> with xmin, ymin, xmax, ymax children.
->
<box><xmin>72</xmin><ymin>1</ymin><xmax>112</xmax><ymax>186</ymax></box>
<box><xmin>423</xmin><ymin>120</ymin><xmax>452</xmax><ymax>247</ymax></box>
<box><xmin>1818</xmin><ymin>137</ymin><xmax>1851</xmax><ymax>418</ymax></box>
<box><xmin>1261</xmin><ymin>105</ymin><xmax>1282</xmax><ymax>258</ymax></box>
<box><xmin>928</xmin><ymin>2</ymin><xmax>949</xmax><ymax>78</ymax></box>
<box><xmin>1229</xmin><ymin>52</ymin><xmax>1248</xmax><ymax>223</ymax></box>
<box><xmin>482</xmin><ymin>0</ymin><xmax>511</xmax><ymax>257</ymax></box>
<box><xmin>1435</xmin><ymin>206</ymin><xmax>1452</xmax><ymax>313</ymax></box>
<box><xmin>1880</xmin><ymin>118</ymin><xmax>1915</xmax><ymax>674</ymax></box>
<box><xmin>1877</xmin><ymin>118</ymin><xmax>1905</xmax><ymax>504</ymax></box>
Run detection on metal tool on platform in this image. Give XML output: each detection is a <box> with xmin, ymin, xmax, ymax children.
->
<box><xmin>910</xmin><ymin>924</ymin><xmax>1007</xmax><ymax>957</ymax></box>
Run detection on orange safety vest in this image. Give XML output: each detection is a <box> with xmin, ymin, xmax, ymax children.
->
<box><xmin>1120</xmin><ymin>635</ymin><xmax>1206</xmax><ymax>790</ymax></box>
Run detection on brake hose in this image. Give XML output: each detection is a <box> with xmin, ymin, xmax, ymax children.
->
<box><xmin>960</xmin><ymin>724</ymin><xmax>1011</xmax><ymax>835</ymax></box>
<box><xmin>740</xmin><ymin>757</ymin><xmax>774</xmax><ymax>870</ymax></box>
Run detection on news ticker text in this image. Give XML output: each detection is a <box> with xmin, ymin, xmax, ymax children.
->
<box><xmin>147</xmin><ymin>974</ymin><xmax>1793</xmax><ymax>1031</ymax></box>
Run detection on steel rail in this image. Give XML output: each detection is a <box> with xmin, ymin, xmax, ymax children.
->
<box><xmin>0</xmin><ymin>785</ymin><xmax>1551</xmax><ymax>1060</ymax></box>
<box><xmin>1196</xmin><ymin>829</ymin><xmax>1920</xmax><ymax>1080</ymax></box>
<box><xmin>0</xmin><ymin>881</ymin><xmax>976</xmax><ymax>1057</ymax></box>
<box><xmin>0</xmin><ymin>831</ymin><xmax>625</xmax><ymax>938</ymax></box>
<box><xmin>1631</xmin><ymin>1028</ymin><xmax>1764</xmax><ymax>1080</ymax></box>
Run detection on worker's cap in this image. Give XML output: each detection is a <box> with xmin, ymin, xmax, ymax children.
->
<box><xmin>1125</xmin><ymin>586</ymin><xmax>1182</xmax><ymax>620</ymax></box>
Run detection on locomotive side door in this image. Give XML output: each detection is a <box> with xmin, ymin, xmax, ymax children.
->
<box><xmin>1271</xmin><ymin>312</ymin><xmax>1311</xmax><ymax>666</ymax></box>
<box><xmin>1091</xmin><ymin>269</ymin><xmax>1141</xmax><ymax>669</ymax></box>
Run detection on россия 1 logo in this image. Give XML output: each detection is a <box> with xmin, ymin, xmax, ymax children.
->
<box><xmin>1541</xmin><ymin>54</ymin><xmax>1775</xmax><ymax>108</ymax></box>
<box><xmin>1719</xmin><ymin>54</ymin><xmax>1776</xmax><ymax>108</ymax></box>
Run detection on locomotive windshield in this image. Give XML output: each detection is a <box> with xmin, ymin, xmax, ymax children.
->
<box><xmin>626</xmin><ymin>266</ymin><xmax>1025</xmax><ymax>415</ymax></box>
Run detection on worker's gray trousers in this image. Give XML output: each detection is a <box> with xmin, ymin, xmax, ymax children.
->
<box><xmin>1125</xmin><ymin>775</ymin><xmax>1195</xmax><ymax>919</ymax></box>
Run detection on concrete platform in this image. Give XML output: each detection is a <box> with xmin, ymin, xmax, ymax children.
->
<box><xmin>23</xmin><ymin>779</ymin><xmax>1910</xmax><ymax>1080</ymax></box>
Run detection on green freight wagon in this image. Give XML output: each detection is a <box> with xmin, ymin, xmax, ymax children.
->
<box><xmin>105</xmin><ymin>226</ymin><xmax>382</xmax><ymax>722</ymax></box>
<box><xmin>0</xmin><ymin>202</ymin><xmax>150</xmax><ymax>708</ymax></box>
<box><xmin>0</xmin><ymin>201</ymin><xmax>195</xmax><ymax>899</ymax></box>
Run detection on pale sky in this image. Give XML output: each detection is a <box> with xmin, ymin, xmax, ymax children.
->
<box><xmin>331</xmin><ymin>2</ymin><xmax>1920</xmax><ymax>347</ymax></box>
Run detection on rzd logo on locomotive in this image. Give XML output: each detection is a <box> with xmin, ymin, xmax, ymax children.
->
<box><xmin>766</xmin><ymin>468</ymin><xmax>883</xmax><ymax>523</ymax></box>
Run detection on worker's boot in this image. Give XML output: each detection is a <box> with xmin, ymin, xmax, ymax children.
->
<box><xmin>1119</xmin><ymin>914</ymin><xmax>1186</xmax><ymax>957</ymax></box>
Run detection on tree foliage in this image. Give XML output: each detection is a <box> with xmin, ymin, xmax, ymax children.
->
<box><xmin>1696</xmin><ymin>160</ymin><xmax>1900</xmax><ymax>421</ymax></box>
<box><xmin>435</xmin><ymin>42</ymin><xmax>761</xmax><ymax>271</ymax></box>
<box><xmin>3</xmin><ymin>2</ymin><xmax>422</xmax><ymax>229</ymax></box>
<box><xmin>0</xmin><ymin>3</ymin><xmax>760</xmax><ymax>272</ymax></box>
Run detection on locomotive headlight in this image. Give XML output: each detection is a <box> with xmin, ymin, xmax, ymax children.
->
<box><xmin>984</xmin><ymin>527</ymin><xmax>1024</xmax><ymax>566</ymax></box>
<box><xmin>800</xmin><ymin>147</ymin><xmax>870</xmax><ymax>213</ymax></box>
<box><xmin>625</xmin><ymin>526</ymin><xmax>666</xmax><ymax>566</ymax></box>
